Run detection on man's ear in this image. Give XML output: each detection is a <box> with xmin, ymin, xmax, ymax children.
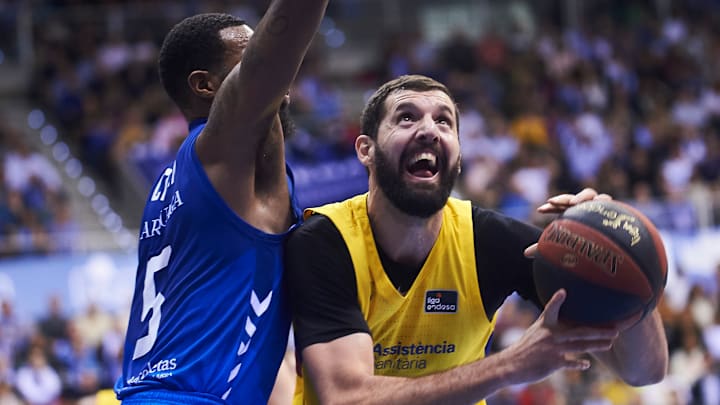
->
<box><xmin>355</xmin><ymin>135</ymin><xmax>373</xmax><ymax>168</ymax></box>
<box><xmin>187</xmin><ymin>70</ymin><xmax>216</xmax><ymax>99</ymax></box>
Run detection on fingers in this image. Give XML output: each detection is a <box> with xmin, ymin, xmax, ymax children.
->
<box><xmin>524</xmin><ymin>243</ymin><xmax>537</xmax><ymax>258</ymax></box>
<box><xmin>541</xmin><ymin>289</ymin><xmax>566</xmax><ymax>327</ymax></box>
<box><xmin>595</xmin><ymin>193</ymin><xmax>613</xmax><ymax>201</ymax></box>
<box><xmin>562</xmin><ymin>356</ymin><xmax>592</xmax><ymax>371</ymax></box>
<box><xmin>537</xmin><ymin>188</ymin><xmax>613</xmax><ymax>214</ymax></box>
<box><xmin>569</xmin><ymin>188</ymin><xmax>600</xmax><ymax>205</ymax></box>
<box><xmin>536</xmin><ymin>199</ymin><xmax>573</xmax><ymax>214</ymax></box>
<box><xmin>551</xmin><ymin>325</ymin><xmax>618</xmax><ymax>369</ymax></box>
<box><xmin>545</xmin><ymin>188</ymin><xmax>595</xmax><ymax>208</ymax></box>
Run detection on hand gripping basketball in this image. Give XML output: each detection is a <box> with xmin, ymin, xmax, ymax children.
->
<box><xmin>533</xmin><ymin>200</ymin><xmax>668</xmax><ymax>327</ymax></box>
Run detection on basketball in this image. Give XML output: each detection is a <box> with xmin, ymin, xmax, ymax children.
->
<box><xmin>533</xmin><ymin>199</ymin><xmax>668</xmax><ymax>327</ymax></box>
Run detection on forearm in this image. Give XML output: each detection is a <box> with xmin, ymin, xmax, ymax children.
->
<box><xmin>593</xmin><ymin>310</ymin><xmax>668</xmax><ymax>386</ymax></box>
<box><xmin>233</xmin><ymin>0</ymin><xmax>329</xmax><ymax>113</ymax></box>
<box><xmin>207</xmin><ymin>0</ymin><xmax>329</xmax><ymax>135</ymax></box>
<box><xmin>316</xmin><ymin>353</ymin><xmax>515</xmax><ymax>405</ymax></box>
<box><xmin>306</xmin><ymin>292</ymin><xmax>618</xmax><ymax>405</ymax></box>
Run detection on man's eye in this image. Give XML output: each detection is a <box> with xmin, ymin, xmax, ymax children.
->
<box><xmin>400</xmin><ymin>114</ymin><xmax>413</xmax><ymax>122</ymax></box>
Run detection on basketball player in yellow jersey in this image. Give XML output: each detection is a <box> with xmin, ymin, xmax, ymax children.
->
<box><xmin>284</xmin><ymin>75</ymin><xmax>669</xmax><ymax>404</ymax></box>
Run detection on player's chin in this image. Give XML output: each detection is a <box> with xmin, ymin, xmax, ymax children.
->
<box><xmin>403</xmin><ymin>179</ymin><xmax>444</xmax><ymax>197</ymax></box>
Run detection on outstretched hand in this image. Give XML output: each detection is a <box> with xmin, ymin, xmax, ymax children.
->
<box><xmin>536</xmin><ymin>188</ymin><xmax>613</xmax><ymax>214</ymax></box>
<box><xmin>501</xmin><ymin>289</ymin><xmax>619</xmax><ymax>385</ymax></box>
<box><xmin>524</xmin><ymin>188</ymin><xmax>612</xmax><ymax>258</ymax></box>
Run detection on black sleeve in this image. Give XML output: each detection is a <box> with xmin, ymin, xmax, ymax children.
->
<box><xmin>473</xmin><ymin>206</ymin><xmax>544</xmax><ymax>318</ymax></box>
<box><xmin>284</xmin><ymin>214</ymin><xmax>370</xmax><ymax>352</ymax></box>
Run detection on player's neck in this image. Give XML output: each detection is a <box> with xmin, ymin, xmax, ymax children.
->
<box><xmin>366</xmin><ymin>189</ymin><xmax>443</xmax><ymax>267</ymax></box>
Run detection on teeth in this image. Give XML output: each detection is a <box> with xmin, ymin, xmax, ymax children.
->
<box><xmin>410</xmin><ymin>152</ymin><xmax>437</xmax><ymax>167</ymax></box>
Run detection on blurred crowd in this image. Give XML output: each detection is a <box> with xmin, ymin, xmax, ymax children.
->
<box><xmin>2</xmin><ymin>0</ymin><xmax>720</xmax><ymax>403</ymax></box>
<box><xmin>0</xmin><ymin>296</ymin><xmax>125</xmax><ymax>404</ymax></box>
<box><xmin>0</xmin><ymin>124</ymin><xmax>78</xmax><ymax>257</ymax></box>
<box><xmin>418</xmin><ymin>3</ymin><xmax>720</xmax><ymax>234</ymax></box>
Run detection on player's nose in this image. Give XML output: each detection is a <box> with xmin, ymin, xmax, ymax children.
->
<box><xmin>415</xmin><ymin>115</ymin><xmax>439</xmax><ymax>143</ymax></box>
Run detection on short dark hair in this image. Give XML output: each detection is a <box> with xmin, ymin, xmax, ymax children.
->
<box><xmin>360</xmin><ymin>75</ymin><xmax>460</xmax><ymax>139</ymax></box>
<box><xmin>158</xmin><ymin>13</ymin><xmax>246</xmax><ymax>110</ymax></box>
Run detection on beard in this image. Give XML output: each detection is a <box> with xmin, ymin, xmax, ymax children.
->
<box><xmin>373</xmin><ymin>143</ymin><xmax>460</xmax><ymax>218</ymax></box>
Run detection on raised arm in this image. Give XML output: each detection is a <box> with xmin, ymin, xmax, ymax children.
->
<box><xmin>301</xmin><ymin>291</ymin><xmax>619</xmax><ymax>405</ymax></box>
<box><xmin>198</xmin><ymin>0</ymin><xmax>329</xmax><ymax>167</ymax></box>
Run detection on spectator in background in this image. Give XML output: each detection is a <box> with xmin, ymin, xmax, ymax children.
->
<box><xmin>38</xmin><ymin>295</ymin><xmax>69</xmax><ymax>345</ymax></box>
<box><xmin>111</xmin><ymin>106</ymin><xmax>151</xmax><ymax>162</ymax></box>
<box><xmin>99</xmin><ymin>317</ymin><xmax>125</xmax><ymax>389</ymax></box>
<box><xmin>0</xmin><ymin>355</ymin><xmax>20</xmax><ymax>405</ymax></box>
<box><xmin>672</xmin><ymin>87</ymin><xmax>706</xmax><ymax>129</ymax></box>
<box><xmin>703</xmin><ymin>304</ymin><xmax>720</xmax><ymax>364</ymax></box>
<box><xmin>0</xmin><ymin>300</ymin><xmax>28</xmax><ymax>365</ymax></box>
<box><xmin>504</xmin><ymin>144</ymin><xmax>560</xmax><ymax>222</ymax></box>
<box><xmin>47</xmin><ymin>192</ymin><xmax>79</xmax><ymax>252</ymax></box>
<box><xmin>509</xmin><ymin>102</ymin><xmax>550</xmax><ymax>148</ymax></box>
<box><xmin>59</xmin><ymin>327</ymin><xmax>102</xmax><ymax>401</ymax></box>
<box><xmin>80</xmin><ymin>111</ymin><xmax>118</xmax><ymax>187</ymax></box>
<box><xmin>556</xmin><ymin>110</ymin><xmax>613</xmax><ymax>187</ymax></box>
<box><xmin>670</xmin><ymin>328</ymin><xmax>709</xmax><ymax>395</ymax></box>
<box><xmin>0</xmin><ymin>125</ymin><xmax>68</xmax><ymax>255</ymax></box>
<box><xmin>691</xmin><ymin>358</ymin><xmax>720</xmax><ymax>405</ymax></box>
<box><xmin>147</xmin><ymin>105</ymin><xmax>187</xmax><ymax>162</ymax></box>
<box><xmin>3</xmin><ymin>131</ymin><xmax>62</xmax><ymax>195</ymax></box>
<box><xmin>630</xmin><ymin>181</ymin><xmax>669</xmax><ymax>230</ymax></box>
<box><xmin>73</xmin><ymin>303</ymin><xmax>113</xmax><ymax>350</ymax></box>
<box><xmin>15</xmin><ymin>346</ymin><xmax>62</xmax><ymax>405</ymax></box>
<box><xmin>0</xmin><ymin>379</ymin><xmax>22</xmax><ymax>405</ymax></box>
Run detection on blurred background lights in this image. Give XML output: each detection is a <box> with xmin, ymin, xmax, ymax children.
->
<box><xmin>78</xmin><ymin>176</ymin><xmax>96</xmax><ymax>196</ymax></box>
<box><xmin>40</xmin><ymin>125</ymin><xmax>58</xmax><ymax>144</ymax></box>
<box><xmin>27</xmin><ymin>109</ymin><xmax>45</xmax><ymax>129</ymax></box>
<box><xmin>65</xmin><ymin>158</ymin><xmax>83</xmax><ymax>178</ymax></box>
<box><xmin>52</xmin><ymin>142</ymin><xmax>70</xmax><ymax>162</ymax></box>
<box><xmin>91</xmin><ymin>194</ymin><xmax>110</xmax><ymax>215</ymax></box>
<box><xmin>324</xmin><ymin>28</ymin><xmax>346</xmax><ymax>48</ymax></box>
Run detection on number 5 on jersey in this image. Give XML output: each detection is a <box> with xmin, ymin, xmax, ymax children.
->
<box><xmin>133</xmin><ymin>245</ymin><xmax>172</xmax><ymax>360</ymax></box>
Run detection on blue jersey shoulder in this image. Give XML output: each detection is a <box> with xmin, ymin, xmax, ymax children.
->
<box><xmin>116</xmin><ymin>120</ymin><xmax>300</xmax><ymax>403</ymax></box>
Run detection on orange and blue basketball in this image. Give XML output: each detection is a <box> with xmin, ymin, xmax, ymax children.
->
<box><xmin>533</xmin><ymin>200</ymin><xmax>668</xmax><ymax>326</ymax></box>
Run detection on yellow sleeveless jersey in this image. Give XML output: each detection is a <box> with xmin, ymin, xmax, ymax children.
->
<box><xmin>294</xmin><ymin>194</ymin><xmax>495</xmax><ymax>405</ymax></box>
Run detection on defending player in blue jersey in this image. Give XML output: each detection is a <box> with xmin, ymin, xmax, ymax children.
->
<box><xmin>114</xmin><ymin>1</ymin><xmax>330</xmax><ymax>403</ymax></box>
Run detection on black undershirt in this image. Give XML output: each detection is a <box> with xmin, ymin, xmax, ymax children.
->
<box><xmin>375</xmin><ymin>243</ymin><xmax>421</xmax><ymax>295</ymax></box>
<box><xmin>284</xmin><ymin>206</ymin><xmax>544</xmax><ymax>352</ymax></box>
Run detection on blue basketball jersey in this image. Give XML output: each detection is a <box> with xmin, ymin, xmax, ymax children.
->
<box><xmin>115</xmin><ymin>119</ymin><xmax>302</xmax><ymax>404</ymax></box>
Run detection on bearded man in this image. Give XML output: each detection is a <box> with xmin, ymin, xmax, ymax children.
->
<box><xmin>285</xmin><ymin>75</ymin><xmax>668</xmax><ymax>405</ymax></box>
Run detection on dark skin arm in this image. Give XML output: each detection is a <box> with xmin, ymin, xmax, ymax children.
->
<box><xmin>195</xmin><ymin>0</ymin><xmax>329</xmax><ymax>231</ymax></box>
